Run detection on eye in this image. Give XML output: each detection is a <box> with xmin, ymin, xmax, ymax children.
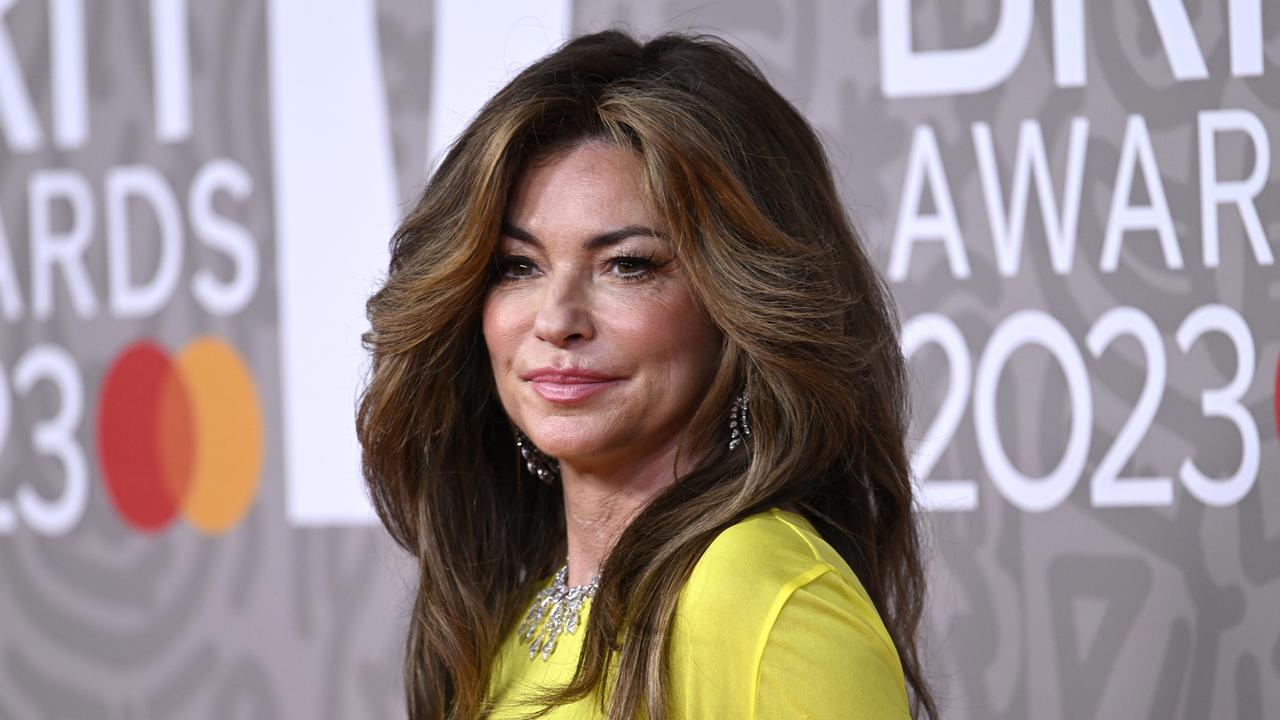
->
<box><xmin>608</xmin><ymin>254</ymin><xmax>661</xmax><ymax>281</ymax></box>
<box><xmin>495</xmin><ymin>255</ymin><xmax>539</xmax><ymax>281</ymax></box>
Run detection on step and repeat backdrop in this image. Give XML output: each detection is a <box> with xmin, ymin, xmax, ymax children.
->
<box><xmin>0</xmin><ymin>1</ymin><xmax>1275</xmax><ymax>718</ymax></box>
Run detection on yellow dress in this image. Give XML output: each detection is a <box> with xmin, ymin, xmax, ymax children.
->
<box><xmin>484</xmin><ymin>507</ymin><xmax>911</xmax><ymax>719</ymax></box>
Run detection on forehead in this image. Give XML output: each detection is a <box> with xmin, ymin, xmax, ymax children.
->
<box><xmin>504</xmin><ymin>142</ymin><xmax>655</xmax><ymax>234</ymax></box>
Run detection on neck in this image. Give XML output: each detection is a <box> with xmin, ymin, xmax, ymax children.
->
<box><xmin>558</xmin><ymin>434</ymin><xmax>701</xmax><ymax>587</ymax></box>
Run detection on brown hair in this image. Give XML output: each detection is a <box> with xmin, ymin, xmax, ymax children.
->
<box><xmin>358</xmin><ymin>29</ymin><xmax>937</xmax><ymax>720</ymax></box>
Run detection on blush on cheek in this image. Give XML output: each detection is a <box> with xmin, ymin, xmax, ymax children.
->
<box><xmin>482</xmin><ymin>294</ymin><xmax>518</xmax><ymax>361</ymax></box>
<box><xmin>481</xmin><ymin>296</ymin><xmax>534</xmax><ymax>424</ymax></box>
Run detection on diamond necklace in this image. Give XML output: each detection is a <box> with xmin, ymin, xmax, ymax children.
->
<box><xmin>517</xmin><ymin>561</ymin><xmax>600</xmax><ymax>661</ymax></box>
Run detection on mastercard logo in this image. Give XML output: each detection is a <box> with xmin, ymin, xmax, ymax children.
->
<box><xmin>97</xmin><ymin>337</ymin><xmax>263</xmax><ymax>534</ymax></box>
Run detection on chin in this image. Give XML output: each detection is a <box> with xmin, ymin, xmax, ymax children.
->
<box><xmin>525</xmin><ymin>416</ymin><xmax>616</xmax><ymax>462</ymax></box>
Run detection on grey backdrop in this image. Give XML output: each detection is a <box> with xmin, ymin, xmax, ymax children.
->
<box><xmin>1</xmin><ymin>1</ymin><xmax>1277</xmax><ymax>718</ymax></box>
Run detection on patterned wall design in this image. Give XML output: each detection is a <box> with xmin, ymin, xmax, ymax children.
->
<box><xmin>0</xmin><ymin>1</ymin><xmax>1276</xmax><ymax>718</ymax></box>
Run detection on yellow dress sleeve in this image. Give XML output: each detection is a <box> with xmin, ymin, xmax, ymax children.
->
<box><xmin>666</xmin><ymin>510</ymin><xmax>911</xmax><ymax>720</ymax></box>
<box><xmin>754</xmin><ymin>569</ymin><xmax>911</xmax><ymax>719</ymax></box>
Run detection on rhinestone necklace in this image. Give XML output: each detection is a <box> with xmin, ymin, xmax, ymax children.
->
<box><xmin>517</xmin><ymin>562</ymin><xmax>600</xmax><ymax>661</ymax></box>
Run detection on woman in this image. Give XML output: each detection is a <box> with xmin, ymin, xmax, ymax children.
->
<box><xmin>358</xmin><ymin>29</ymin><xmax>937</xmax><ymax>720</ymax></box>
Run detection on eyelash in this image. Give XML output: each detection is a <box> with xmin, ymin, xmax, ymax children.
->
<box><xmin>494</xmin><ymin>253</ymin><xmax>663</xmax><ymax>283</ymax></box>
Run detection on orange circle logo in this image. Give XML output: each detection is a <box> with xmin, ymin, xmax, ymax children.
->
<box><xmin>96</xmin><ymin>337</ymin><xmax>263</xmax><ymax>534</ymax></box>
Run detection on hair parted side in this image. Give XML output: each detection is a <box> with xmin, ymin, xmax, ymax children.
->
<box><xmin>357</xmin><ymin>28</ymin><xmax>937</xmax><ymax>720</ymax></box>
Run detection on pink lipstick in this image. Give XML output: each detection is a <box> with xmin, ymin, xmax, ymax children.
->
<box><xmin>521</xmin><ymin>367</ymin><xmax>622</xmax><ymax>404</ymax></box>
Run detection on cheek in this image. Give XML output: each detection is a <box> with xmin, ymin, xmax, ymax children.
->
<box><xmin>481</xmin><ymin>294</ymin><xmax>523</xmax><ymax>370</ymax></box>
<box><xmin>610</xmin><ymin>287</ymin><xmax>720</xmax><ymax>383</ymax></box>
<box><xmin>481</xmin><ymin>295</ymin><xmax>528</xmax><ymax>422</ymax></box>
<box><xmin>666</xmin><ymin>288</ymin><xmax>722</xmax><ymax>382</ymax></box>
<box><xmin>669</xmin><ymin>316</ymin><xmax>721</xmax><ymax>384</ymax></box>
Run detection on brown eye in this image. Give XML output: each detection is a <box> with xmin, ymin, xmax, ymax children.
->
<box><xmin>496</xmin><ymin>255</ymin><xmax>539</xmax><ymax>281</ymax></box>
<box><xmin>608</xmin><ymin>255</ymin><xmax>660</xmax><ymax>281</ymax></box>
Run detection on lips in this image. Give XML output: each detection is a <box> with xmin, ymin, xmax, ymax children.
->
<box><xmin>521</xmin><ymin>367</ymin><xmax>621</xmax><ymax>404</ymax></box>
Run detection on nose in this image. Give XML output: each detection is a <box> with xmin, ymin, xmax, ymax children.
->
<box><xmin>532</xmin><ymin>272</ymin><xmax>595</xmax><ymax>347</ymax></box>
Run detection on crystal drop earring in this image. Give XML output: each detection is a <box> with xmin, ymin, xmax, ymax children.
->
<box><xmin>514</xmin><ymin>427</ymin><xmax>560</xmax><ymax>484</ymax></box>
<box><xmin>728</xmin><ymin>389</ymin><xmax>751</xmax><ymax>451</ymax></box>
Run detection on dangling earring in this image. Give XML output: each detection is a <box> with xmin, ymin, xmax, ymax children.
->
<box><xmin>514</xmin><ymin>427</ymin><xmax>560</xmax><ymax>484</ymax></box>
<box><xmin>728</xmin><ymin>389</ymin><xmax>751</xmax><ymax>451</ymax></box>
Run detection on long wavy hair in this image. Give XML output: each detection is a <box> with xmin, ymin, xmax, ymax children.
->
<box><xmin>358</xmin><ymin>29</ymin><xmax>936</xmax><ymax>720</ymax></box>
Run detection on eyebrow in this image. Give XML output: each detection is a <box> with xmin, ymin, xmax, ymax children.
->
<box><xmin>500</xmin><ymin>222</ymin><xmax>667</xmax><ymax>250</ymax></box>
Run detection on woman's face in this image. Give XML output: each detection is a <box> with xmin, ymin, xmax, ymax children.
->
<box><xmin>483</xmin><ymin>141</ymin><xmax>722</xmax><ymax>472</ymax></box>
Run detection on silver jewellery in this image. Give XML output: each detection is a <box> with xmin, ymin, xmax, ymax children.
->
<box><xmin>518</xmin><ymin>561</ymin><xmax>600</xmax><ymax>661</ymax></box>
<box><xmin>514</xmin><ymin>427</ymin><xmax>560</xmax><ymax>484</ymax></box>
<box><xmin>728</xmin><ymin>389</ymin><xmax>751</xmax><ymax>450</ymax></box>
